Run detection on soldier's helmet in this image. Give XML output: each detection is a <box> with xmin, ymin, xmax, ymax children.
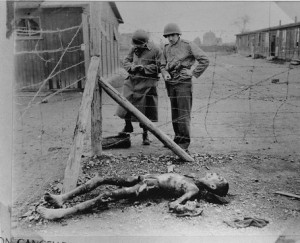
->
<box><xmin>132</xmin><ymin>29</ymin><xmax>149</xmax><ymax>45</ymax></box>
<box><xmin>163</xmin><ymin>23</ymin><xmax>182</xmax><ymax>37</ymax></box>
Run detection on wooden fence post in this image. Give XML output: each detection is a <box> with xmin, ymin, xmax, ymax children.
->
<box><xmin>98</xmin><ymin>76</ymin><xmax>194</xmax><ymax>162</ymax></box>
<box><xmin>89</xmin><ymin>2</ymin><xmax>102</xmax><ymax>156</ymax></box>
<box><xmin>62</xmin><ymin>56</ymin><xmax>100</xmax><ymax>193</ymax></box>
<box><xmin>82</xmin><ymin>10</ymin><xmax>90</xmax><ymax>86</ymax></box>
<box><xmin>91</xmin><ymin>82</ymin><xmax>102</xmax><ymax>156</ymax></box>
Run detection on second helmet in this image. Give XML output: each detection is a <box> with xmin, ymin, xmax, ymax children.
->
<box><xmin>132</xmin><ymin>29</ymin><xmax>149</xmax><ymax>45</ymax></box>
<box><xmin>163</xmin><ymin>23</ymin><xmax>182</xmax><ymax>37</ymax></box>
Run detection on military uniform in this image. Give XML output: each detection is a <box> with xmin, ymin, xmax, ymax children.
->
<box><xmin>116</xmin><ymin>42</ymin><xmax>162</xmax><ymax>123</ymax></box>
<box><xmin>161</xmin><ymin>38</ymin><xmax>209</xmax><ymax>149</ymax></box>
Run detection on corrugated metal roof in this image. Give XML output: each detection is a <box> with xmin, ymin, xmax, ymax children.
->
<box><xmin>236</xmin><ymin>21</ymin><xmax>300</xmax><ymax>36</ymax></box>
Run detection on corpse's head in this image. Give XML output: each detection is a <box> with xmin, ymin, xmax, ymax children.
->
<box><xmin>200</xmin><ymin>172</ymin><xmax>229</xmax><ymax>197</ymax></box>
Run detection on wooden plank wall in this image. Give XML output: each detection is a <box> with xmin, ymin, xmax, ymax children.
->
<box><xmin>286</xmin><ymin>28</ymin><xmax>295</xmax><ymax>59</ymax></box>
<box><xmin>15</xmin><ymin>39</ymin><xmax>46</xmax><ymax>91</ymax></box>
<box><xmin>100</xmin><ymin>2</ymin><xmax>120</xmax><ymax>77</ymax></box>
<box><xmin>42</xmin><ymin>8</ymin><xmax>84</xmax><ymax>90</ymax></box>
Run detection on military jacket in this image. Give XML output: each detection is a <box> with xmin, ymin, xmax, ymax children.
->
<box><xmin>161</xmin><ymin>38</ymin><xmax>209</xmax><ymax>83</ymax></box>
<box><xmin>123</xmin><ymin>42</ymin><xmax>161</xmax><ymax>81</ymax></box>
<box><xmin>116</xmin><ymin>42</ymin><xmax>161</xmax><ymax>121</ymax></box>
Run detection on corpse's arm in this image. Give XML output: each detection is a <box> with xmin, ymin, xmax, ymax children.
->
<box><xmin>169</xmin><ymin>177</ymin><xmax>199</xmax><ymax>209</ymax></box>
<box><xmin>169</xmin><ymin>188</ymin><xmax>199</xmax><ymax>210</ymax></box>
<box><xmin>190</xmin><ymin>42</ymin><xmax>209</xmax><ymax>78</ymax></box>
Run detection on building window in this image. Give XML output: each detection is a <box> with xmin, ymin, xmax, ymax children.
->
<box><xmin>16</xmin><ymin>17</ymin><xmax>41</xmax><ymax>38</ymax></box>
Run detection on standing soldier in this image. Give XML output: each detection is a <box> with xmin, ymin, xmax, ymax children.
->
<box><xmin>160</xmin><ymin>23</ymin><xmax>209</xmax><ymax>151</ymax></box>
<box><xmin>116</xmin><ymin>29</ymin><xmax>162</xmax><ymax>145</ymax></box>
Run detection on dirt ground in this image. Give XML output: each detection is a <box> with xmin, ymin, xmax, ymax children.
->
<box><xmin>12</xmin><ymin>53</ymin><xmax>300</xmax><ymax>242</ymax></box>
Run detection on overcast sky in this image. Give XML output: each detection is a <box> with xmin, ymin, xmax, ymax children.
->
<box><xmin>115</xmin><ymin>1</ymin><xmax>295</xmax><ymax>43</ymax></box>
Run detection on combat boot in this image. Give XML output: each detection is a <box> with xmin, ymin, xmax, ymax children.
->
<box><xmin>142</xmin><ymin>132</ymin><xmax>150</xmax><ymax>145</ymax></box>
<box><xmin>119</xmin><ymin>121</ymin><xmax>133</xmax><ymax>135</ymax></box>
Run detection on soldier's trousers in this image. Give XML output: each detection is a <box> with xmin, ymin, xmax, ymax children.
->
<box><xmin>166</xmin><ymin>81</ymin><xmax>192</xmax><ymax>149</ymax></box>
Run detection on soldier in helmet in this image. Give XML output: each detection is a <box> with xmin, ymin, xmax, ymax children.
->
<box><xmin>116</xmin><ymin>29</ymin><xmax>162</xmax><ymax>145</ymax></box>
<box><xmin>160</xmin><ymin>23</ymin><xmax>209</xmax><ymax>151</ymax></box>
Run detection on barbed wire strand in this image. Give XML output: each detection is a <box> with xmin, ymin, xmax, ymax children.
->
<box><xmin>38</xmin><ymin>102</ymin><xmax>44</xmax><ymax>157</ymax></box>
<box><xmin>203</xmin><ymin>51</ymin><xmax>215</xmax><ymax>141</ymax></box>
<box><xmin>19</xmin><ymin>61</ymin><xmax>85</xmax><ymax>91</ymax></box>
<box><xmin>15</xmin><ymin>24</ymin><xmax>81</xmax><ymax>35</ymax></box>
<box><xmin>243</xmin><ymin>59</ymin><xmax>255</xmax><ymax>141</ymax></box>
<box><xmin>15</xmin><ymin>45</ymin><xmax>82</xmax><ymax>55</ymax></box>
<box><xmin>39</xmin><ymin>77</ymin><xmax>86</xmax><ymax>104</ymax></box>
<box><xmin>272</xmin><ymin>63</ymin><xmax>292</xmax><ymax>143</ymax></box>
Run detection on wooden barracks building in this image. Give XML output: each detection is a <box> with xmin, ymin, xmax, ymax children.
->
<box><xmin>12</xmin><ymin>1</ymin><xmax>123</xmax><ymax>91</ymax></box>
<box><xmin>236</xmin><ymin>20</ymin><xmax>300</xmax><ymax>61</ymax></box>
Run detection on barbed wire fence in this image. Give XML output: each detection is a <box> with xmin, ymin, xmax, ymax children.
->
<box><xmin>14</xmin><ymin>24</ymin><xmax>300</xmax><ymax>162</ymax></box>
<box><xmin>14</xmin><ymin>20</ymin><xmax>300</xmax><ymax>158</ymax></box>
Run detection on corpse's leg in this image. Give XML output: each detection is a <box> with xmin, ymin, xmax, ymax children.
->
<box><xmin>44</xmin><ymin>175</ymin><xmax>140</xmax><ymax>208</ymax></box>
<box><xmin>37</xmin><ymin>183</ymin><xmax>146</xmax><ymax>220</ymax></box>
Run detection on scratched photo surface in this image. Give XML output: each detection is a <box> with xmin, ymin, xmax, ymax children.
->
<box><xmin>2</xmin><ymin>1</ymin><xmax>300</xmax><ymax>243</ymax></box>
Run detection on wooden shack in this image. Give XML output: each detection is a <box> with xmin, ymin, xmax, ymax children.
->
<box><xmin>14</xmin><ymin>1</ymin><xmax>123</xmax><ymax>91</ymax></box>
<box><xmin>236</xmin><ymin>22</ymin><xmax>300</xmax><ymax>61</ymax></box>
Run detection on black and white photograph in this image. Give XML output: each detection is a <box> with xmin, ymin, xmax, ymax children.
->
<box><xmin>1</xmin><ymin>1</ymin><xmax>300</xmax><ymax>242</ymax></box>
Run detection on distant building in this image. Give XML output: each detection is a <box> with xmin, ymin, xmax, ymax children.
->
<box><xmin>193</xmin><ymin>37</ymin><xmax>202</xmax><ymax>47</ymax></box>
<box><xmin>236</xmin><ymin>21</ymin><xmax>300</xmax><ymax>61</ymax></box>
<box><xmin>216</xmin><ymin>38</ymin><xmax>222</xmax><ymax>45</ymax></box>
<box><xmin>203</xmin><ymin>31</ymin><xmax>222</xmax><ymax>46</ymax></box>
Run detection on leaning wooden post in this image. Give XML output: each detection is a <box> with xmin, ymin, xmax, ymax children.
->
<box><xmin>98</xmin><ymin>76</ymin><xmax>194</xmax><ymax>162</ymax></box>
<box><xmin>62</xmin><ymin>56</ymin><xmax>100</xmax><ymax>193</ymax></box>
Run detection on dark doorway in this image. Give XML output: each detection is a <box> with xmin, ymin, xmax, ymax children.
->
<box><xmin>270</xmin><ymin>35</ymin><xmax>276</xmax><ymax>56</ymax></box>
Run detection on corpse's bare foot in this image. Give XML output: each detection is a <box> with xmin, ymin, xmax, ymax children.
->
<box><xmin>44</xmin><ymin>192</ymin><xmax>64</xmax><ymax>208</ymax></box>
<box><xmin>37</xmin><ymin>206</ymin><xmax>66</xmax><ymax>220</ymax></box>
